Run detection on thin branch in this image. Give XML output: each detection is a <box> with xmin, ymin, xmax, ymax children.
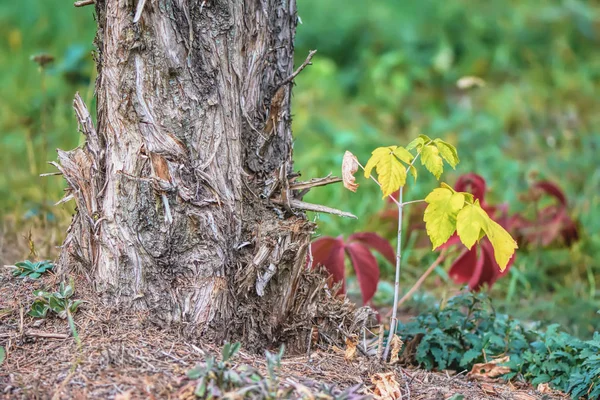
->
<box><xmin>271</xmin><ymin>198</ymin><xmax>357</xmax><ymax>219</ymax></box>
<box><xmin>385</xmin><ymin>249</ymin><xmax>447</xmax><ymax>317</ymax></box>
<box><xmin>40</xmin><ymin>171</ymin><xmax>63</xmax><ymax>177</ymax></box>
<box><xmin>74</xmin><ymin>0</ymin><xmax>94</xmax><ymax>7</ymax></box>
<box><xmin>383</xmin><ymin>147</ymin><xmax>425</xmax><ymax>361</ymax></box>
<box><xmin>288</xmin><ymin>175</ymin><xmax>341</xmax><ymax>191</ymax></box>
<box><xmin>279</xmin><ymin>50</ymin><xmax>317</xmax><ymax>87</ymax></box>
<box><xmin>401</xmin><ymin>199</ymin><xmax>426</xmax><ymax>207</ymax></box>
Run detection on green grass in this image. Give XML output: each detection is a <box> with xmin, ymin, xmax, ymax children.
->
<box><xmin>0</xmin><ymin>1</ymin><xmax>95</xmax><ymax>215</ymax></box>
<box><xmin>0</xmin><ymin>1</ymin><xmax>598</xmax><ymax>336</ymax></box>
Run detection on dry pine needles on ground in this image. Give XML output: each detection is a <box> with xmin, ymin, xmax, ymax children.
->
<box><xmin>0</xmin><ymin>267</ymin><xmax>568</xmax><ymax>400</ymax></box>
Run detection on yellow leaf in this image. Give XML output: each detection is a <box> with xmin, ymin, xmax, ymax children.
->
<box><xmin>434</xmin><ymin>139</ymin><xmax>460</xmax><ymax>168</ymax></box>
<box><xmin>482</xmin><ymin>218</ymin><xmax>518</xmax><ymax>271</ymax></box>
<box><xmin>364</xmin><ymin>146</ymin><xmax>395</xmax><ymax>178</ymax></box>
<box><xmin>424</xmin><ymin>187</ymin><xmax>465</xmax><ymax>249</ymax></box>
<box><xmin>456</xmin><ymin>200</ymin><xmax>489</xmax><ymax>249</ymax></box>
<box><xmin>406</xmin><ymin>137</ymin><xmax>425</xmax><ymax>151</ymax></box>
<box><xmin>392</xmin><ymin>146</ymin><xmax>414</xmax><ymax>164</ymax></box>
<box><xmin>364</xmin><ymin>147</ymin><xmax>407</xmax><ymax>198</ymax></box>
<box><xmin>421</xmin><ymin>144</ymin><xmax>444</xmax><ymax>179</ymax></box>
<box><xmin>393</xmin><ymin>146</ymin><xmax>417</xmax><ymax>181</ymax></box>
<box><xmin>408</xmin><ymin>165</ymin><xmax>417</xmax><ymax>181</ymax></box>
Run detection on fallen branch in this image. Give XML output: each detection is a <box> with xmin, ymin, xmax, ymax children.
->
<box><xmin>0</xmin><ymin>330</ymin><xmax>69</xmax><ymax>339</ymax></box>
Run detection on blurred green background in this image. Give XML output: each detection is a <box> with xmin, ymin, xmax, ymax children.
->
<box><xmin>0</xmin><ymin>1</ymin><xmax>598</xmax><ymax>336</ymax></box>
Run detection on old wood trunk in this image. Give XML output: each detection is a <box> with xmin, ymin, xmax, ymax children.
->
<box><xmin>56</xmin><ymin>0</ymin><xmax>325</xmax><ymax>346</ymax></box>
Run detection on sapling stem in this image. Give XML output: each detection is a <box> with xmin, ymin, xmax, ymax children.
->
<box><xmin>385</xmin><ymin>249</ymin><xmax>448</xmax><ymax>317</ymax></box>
<box><xmin>356</xmin><ymin>149</ymin><xmax>423</xmax><ymax>361</ymax></box>
<box><xmin>382</xmin><ymin>151</ymin><xmax>422</xmax><ymax>361</ymax></box>
<box><xmin>383</xmin><ymin>188</ymin><xmax>404</xmax><ymax>361</ymax></box>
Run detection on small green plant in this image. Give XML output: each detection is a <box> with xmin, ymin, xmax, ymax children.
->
<box><xmin>397</xmin><ymin>292</ymin><xmax>600</xmax><ymax>399</ymax></box>
<box><xmin>29</xmin><ymin>279</ymin><xmax>83</xmax><ymax>346</ymax></box>
<box><xmin>187</xmin><ymin>342</ymin><xmax>242</xmax><ymax>399</ymax></box>
<box><xmin>343</xmin><ymin>135</ymin><xmax>518</xmax><ymax>360</ymax></box>
<box><xmin>10</xmin><ymin>259</ymin><xmax>54</xmax><ymax>279</ymax></box>
<box><xmin>187</xmin><ymin>342</ymin><xmax>286</xmax><ymax>399</ymax></box>
<box><xmin>0</xmin><ymin>346</ymin><xmax>5</xmax><ymax>366</ymax></box>
<box><xmin>186</xmin><ymin>343</ymin><xmax>367</xmax><ymax>399</ymax></box>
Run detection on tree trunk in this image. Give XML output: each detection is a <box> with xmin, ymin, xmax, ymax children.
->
<box><xmin>55</xmin><ymin>0</ymin><xmax>349</xmax><ymax>348</ymax></box>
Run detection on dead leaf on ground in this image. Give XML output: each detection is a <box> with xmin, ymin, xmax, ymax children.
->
<box><xmin>467</xmin><ymin>356</ymin><xmax>511</xmax><ymax>382</ymax></box>
<box><xmin>342</xmin><ymin>151</ymin><xmax>359</xmax><ymax>192</ymax></box>
<box><xmin>512</xmin><ymin>393</ymin><xmax>539</xmax><ymax>400</ymax></box>
<box><xmin>344</xmin><ymin>334</ymin><xmax>358</xmax><ymax>362</ymax></box>
<box><xmin>114</xmin><ymin>390</ymin><xmax>133</xmax><ymax>400</ymax></box>
<box><xmin>389</xmin><ymin>334</ymin><xmax>403</xmax><ymax>364</ymax></box>
<box><xmin>370</xmin><ymin>372</ymin><xmax>401</xmax><ymax>400</ymax></box>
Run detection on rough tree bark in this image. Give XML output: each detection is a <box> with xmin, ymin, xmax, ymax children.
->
<box><xmin>54</xmin><ymin>0</ymin><xmax>365</xmax><ymax>348</ymax></box>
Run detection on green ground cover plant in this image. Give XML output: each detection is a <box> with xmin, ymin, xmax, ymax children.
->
<box><xmin>397</xmin><ymin>292</ymin><xmax>600</xmax><ymax>399</ymax></box>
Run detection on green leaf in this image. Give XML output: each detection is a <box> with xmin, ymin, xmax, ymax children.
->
<box><xmin>364</xmin><ymin>146</ymin><xmax>407</xmax><ymax>197</ymax></box>
<box><xmin>187</xmin><ymin>365</ymin><xmax>203</xmax><ymax>379</ymax></box>
<box><xmin>62</xmin><ymin>285</ymin><xmax>74</xmax><ymax>298</ymax></box>
<box><xmin>70</xmin><ymin>300</ymin><xmax>84</xmax><ymax>313</ymax></box>
<box><xmin>481</xmin><ymin>218</ymin><xmax>518</xmax><ymax>271</ymax></box>
<box><xmin>29</xmin><ymin>301</ymin><xmax>49</xmax><ymax>318</ymax></box>
<box><xmin>15</xmin><ymin>261</ymin><xmax>32</xmax><ymax>268</ymax></box>
<box><xmin>194</xmin><ymin>378</ymin><xmax>207</xmax><ymax>397</ymax></box>
<box><xmin>456</xmin><ymin>200</ymin><xmax>489</xmax><ymax>249</ymax></box>
<box><xmin>421</xmin><ymin>144</ymin><xmax>444</xmax><ymax>179</ymax></box>
<box><xmin>424</xmin><ymin>187</ymin><xmax>465</xmax><ymax>249</ymax></box>
<box><xmin>0</xmin><ymin>346</ymin><xmax>5</xmax><ymax>365</ymax></box>
<box><xmin>460</xmin><ymin>348</ymin><xmax>482</xmax><ymax>367</ymax></box>
<box><xmin>434</xmin><ymin>139</ymin><xmax>460</xmax><ymax>168</ymax></box>
<box><xmin>49</xmin><ymin>296</ymin><xmax>65</xmax><ymax>313</ymax></box>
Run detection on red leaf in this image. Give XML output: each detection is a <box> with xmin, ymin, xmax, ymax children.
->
<box><xmin>448</xmin><ymin>247</ymin><xmax>479</xmax><ymax>285</ymax></box>
<box><xmin>310</xmin><ymin>236</ymin><xmax>347</xmax><ymax>294</ymax></box>
<box><xmin>477</xmin><ymin>241</ymin><xmax>504</xmax><ymax>290</ymax></box>
<box><xmin>438</xmin><ymin>233</ymin><xmax>462</xmax><ymax>250</ymax></box>
<box><xmin>510</xmin><ymin>180</ymin><xmax>578</xmax><ymax>247</ymax></box>
<box><xmin>345</xmin><ymin>242</ymin><xmax>380</xmax><ymax>304</ymax></box>
<box><xmin>455</xmin><ymin>173</ymin><xmax>487</xmax><ymax>205</ymax></box>
<box><xmin>348</xmin><ymin>232</ymin><xmax>396</xmax><ymax>265</ymax></box>
<box><xmin>532</xmin><ymin>181</ymin><xmax>567</xmax><ymax>205</ymax></box>
<box><xmin>447</xmin><ymin>240</ymin><xmax>514</xmax><ymax>291</ymax></box>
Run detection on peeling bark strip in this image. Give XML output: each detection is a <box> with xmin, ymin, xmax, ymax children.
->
<box><xmin>57</xmin><ymin>0</ymin><xmax>367</xmax><ymax>347</ymax></box>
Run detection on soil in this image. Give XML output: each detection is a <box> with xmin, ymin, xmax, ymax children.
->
<box><xmin>0</xmin><ymin>230</ymin><xmax>569</xmax><ymax>400</ymax></box>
